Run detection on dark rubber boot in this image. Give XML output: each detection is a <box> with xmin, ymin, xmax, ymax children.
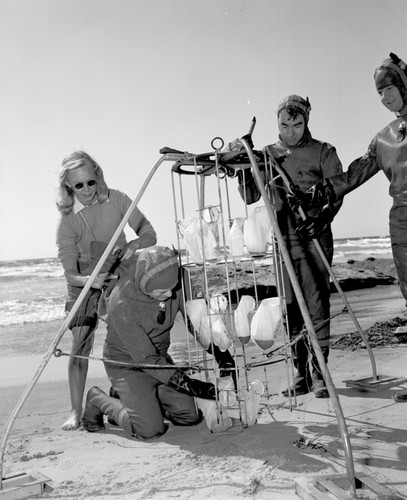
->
<box><xmin>82</xmin><ymin>386</ymin><xmax>128</xmax><ymax>432</ymax></box>
<box><xmin>282</xmin><ymin>339</ymin><xmax>311</xmax><ymax>397</ymax></box>
<box><xmin>82</xmin><ymin>387</ymin><xmax>105</xmax><ymax>432</ymax></box>
<box><xmin>107</xmin><ymin>387</ymin><xmax>120</xmax><ymax>425</ymax></box>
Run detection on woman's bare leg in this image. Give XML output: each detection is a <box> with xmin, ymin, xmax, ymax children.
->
<box><xmin>61</xmin><ymin>325</ymin><xmax>95</xmax><ymax>430</ymax></box>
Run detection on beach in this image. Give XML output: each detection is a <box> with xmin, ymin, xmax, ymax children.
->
<box><xmin>2</xmin><ymin>270</ymin><xmax>407</xmax><ymax>499</ymax></box>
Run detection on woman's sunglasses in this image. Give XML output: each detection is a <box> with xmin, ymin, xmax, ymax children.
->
<box><xmin>72</xmin><ymin>180</ymin><xmax>97</xmax><ymax>190</ymax></box>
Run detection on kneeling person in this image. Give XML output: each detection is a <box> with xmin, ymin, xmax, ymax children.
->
<box><xmin>82</xmin><ymin>246</ymin><xmax>219</xmax><ymax>439</ymax></box>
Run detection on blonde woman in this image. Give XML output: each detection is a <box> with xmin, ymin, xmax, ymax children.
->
<box><xmin>56</xmin><ymin>150</ymin><xmax>157</xmax><ymax>430</ymax></box>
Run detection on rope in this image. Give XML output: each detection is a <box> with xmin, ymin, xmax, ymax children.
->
<box><xmin>263</xmin><ymin>307</ymin><xmax>346</xmax><ymax>361</ymax></box>
<box><xmin>53</xmin><ymin>348</ymin><xmax>208</xmax><ymax>372</ymax></box>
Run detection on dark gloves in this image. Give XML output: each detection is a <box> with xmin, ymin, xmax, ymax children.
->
<box><xmin>210</xmin><ymin>345</ymin><xmax>237</xmax><ymax>389</ymax></box>
<box><xmin>168</xmin><ymin>370</ymin><xmax>217</xmax><ymax>400</ymax></box>
<box><xmin>305</xmin><ymin>179</ymin><xmax>336</xmax><ymax>208</ymax></box>
<box><xmin>295</xmin><ymin>205</ymin><xmax>336</xmax><ymax>240</ymax></box>
<box><xmin>294</xmin><ymin>179</ymin><xmax>337</xmax><ymax>239</ymax></box>
<box><xmin>237</xmin><ymin>169</ymin><xmax>261</xmax><ymax>205</ymax></box>
<box><xmin>286</xmin><ymin>185</ymin><xmax>313</xmax><ymax>211</ymax></box>
<box><xmin>208</xmin><ymin>344</ymin><xmax>235</xmax><ymax>378</ymax></box>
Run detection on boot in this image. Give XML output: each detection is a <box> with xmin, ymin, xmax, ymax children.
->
<box><xmin>82</xmin><ymin>387</ymin><xmax>104</xmax><ymax>432</ymax></box>
<box><xmin>107</xmin><ymin>386</ymin><xmax>120</xmax><ymax>425</ymax></box>
<box><xmin>82</xmin><ymin>386</ymin><xmax>128</xmax><ymax>432</ymax></box>
<box><xmin>282</xmin><ymin>339</ymin><xmax>311</xmax><ymax>397</ymax></box>
<box><xmin>168</xmin><ymin>370</ymin><xmax>216</xmax><ymax>400</ymax></box>
<box><xmin>311</xmin><ymin>347</ymin><xmax>330</xmax><ymax>399</ymax></box>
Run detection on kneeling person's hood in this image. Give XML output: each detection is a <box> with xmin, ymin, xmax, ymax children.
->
<box><xmin>135</xmin><ymin>246</ymin><xmax>179</xmax><ymax>295</ymax></box>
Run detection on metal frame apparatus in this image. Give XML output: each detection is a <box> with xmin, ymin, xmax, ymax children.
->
<box><xmin>149</xmin><ymin>137</ymin><xmax>356</xmax><ymax>495</ymax></box>
<box><xmin>167</xmin><ymin>142</ymin><xmax>295</xmax><ymax>427</ymax></box>
<box><xmin>2</xmin><ymin>120</ymin><xmax>403</xmax><ymax>499</ymax></box>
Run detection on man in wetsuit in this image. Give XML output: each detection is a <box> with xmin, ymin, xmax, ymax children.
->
<box><xmin>238</xmin><ymin>95</ymin><xmax>343</xmax><ymax>398</ymax></box>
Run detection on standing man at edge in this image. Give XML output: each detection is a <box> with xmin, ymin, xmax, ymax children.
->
<box><xmin>239</xmin><ymin>95</ymin><xmax>343</xmax><ymax>398</ymax></box>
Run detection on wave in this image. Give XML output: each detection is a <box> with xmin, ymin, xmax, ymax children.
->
<box><xmin>0</xmin><ymin>259</ymin><xmax>64</xmax><ymax>280</ymax></box>
<box><xmin>0</xmin><ymin>236</ymin><xmax>393</xmax><ymax>327</ymax></box>
<box><xmin>2</xmin><ymin>296</ymin><xmax>65</xmax><ymax>326</ymax></box>
<box><xmin>335</xmin><ymin>239</ymin><xmax>390</xmax><ymax>249</ymax></box>
<box><xmin>333</xmin><ymin>235</ymin><xmax>392</xmax><ymax>261</ymax></box>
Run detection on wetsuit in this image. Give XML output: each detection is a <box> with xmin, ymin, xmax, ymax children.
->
<box><xmin>102</xmin><ymin>258</ymin><xmax>200</xmax><ymax>439</ymax></box>
<box><xmin>266</xmin><ymin>132</ymin><xmax>343</xmax><ymax>387</ymax></box>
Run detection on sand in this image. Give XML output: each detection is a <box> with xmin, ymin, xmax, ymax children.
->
<box><xmin>1</xmin><ymin>284</ymin><xmax>407</xmax><ymax>499</ymax></box>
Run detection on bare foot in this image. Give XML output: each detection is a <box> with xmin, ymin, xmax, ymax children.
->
<box><xmin>61</xmin><ymin>410</ymin><xmax>81</xmax><ymax>431</ymax></box>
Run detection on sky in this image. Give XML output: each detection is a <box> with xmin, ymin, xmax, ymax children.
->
<box><xmin>1</xmin><ymin>0</ymin><xmax>406</xmax><ymax>261</ymax></box>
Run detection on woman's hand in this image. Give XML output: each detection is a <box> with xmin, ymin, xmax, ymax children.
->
<box><xmin>65</xmin><ymin>270</ymin><xmax>116</xmax><ymax>288</ymax></box>
<box><xmin>91</xmin><ymin>272</ymin><xmax>112</xmax><ymax>289</ymax></box>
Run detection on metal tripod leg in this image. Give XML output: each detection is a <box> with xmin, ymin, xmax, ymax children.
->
<box><xmin>0</xmin><ymin>153</ymin><xmax>169</xmax><ymax>490</ymax></box>
<box><xmin>240</xmin><ymin>138</ymin><xmax>357</xmax><ymax>498</ymax></box>
<box><xmin>302</xmin><ymin>229</ymin><xmax>405</xmax><ymax>391</ymax></box>
<box><xmin>266</xmin><ymin>154</ymin><xmax>407</xmax><ymax>391</ymax></box>
<box><xmin>280</xmin><ymin>161</ymin><xmax>404</xmax><ymax>390</ymax></box>
<box><xmin>270</xmin><ymin>218</ymin><xmax>298</xmax><ymax>408</ymax></box>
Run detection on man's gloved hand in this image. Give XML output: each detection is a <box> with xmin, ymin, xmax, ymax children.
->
<box><xmin>237</xmin><ymin>169</ymin><xmax>261</xmax><ymax>205</ymax></box>
<box><xmin>306</xmin><ymin>179</ymin><xmax>336</xmax><ymax>208</ymax></box>
<box><xmin>168</xmin><ymin>370</ymin><xmax>216</xmax><ymax>400</ymax></box>
<box><xmin>295</xmin><ymin>205</ymin><xmax>335</xmax><ymax>240</ymax></box>
<box><xmin>286</xmin><ymin>185</ymin><xmax>313</xmax><ymax>211</ymax></box>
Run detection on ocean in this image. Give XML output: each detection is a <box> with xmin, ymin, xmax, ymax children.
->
<box><xmin>332</xmin><ymin>235</ymin><xmax>393</xmax><ymax>263</ymax></box>
<box><xmin>0</xmin><ymin>235</ymin><xmax>393</xmax><ymax>357</ymax></box>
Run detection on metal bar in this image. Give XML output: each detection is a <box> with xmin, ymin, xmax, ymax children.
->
<box><xmin>270</xmin><ymin>159</ymin><xmax>378</xmax><ymax>381</ymax></box>
<box><xmin>298</xmin><ymin>209</ymin><xmax>378</xmax><ymax>380</ymax></box>
<box><xmin>240</xmin><ymin>138</ymin><xmax>357</xmax><ymax>497</ymax></box>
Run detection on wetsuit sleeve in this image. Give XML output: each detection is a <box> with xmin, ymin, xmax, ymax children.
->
<box><xmin>328</xmin><ymin>138</ymin><xmax>380</xmax><ymax>200</ymax></box>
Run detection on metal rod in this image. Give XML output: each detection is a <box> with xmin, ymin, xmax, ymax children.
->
<box><xmin>270</xmin><ymin>160</ymin><xmax>378</xmax><ymax>381</ymax></box>
<box><xmin>240</xmin><ymin>138</ymin><xmax>357</xmax><ymax>497</ymax></box>
<box><xmin>300</xmin><ymin>209</ymin><xmax>378</xmax><ymax>380</ymax></box>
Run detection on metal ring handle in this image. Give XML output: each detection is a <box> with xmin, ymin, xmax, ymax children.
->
<box><xmin>211</xmin><ymin>137</ymin><xmax>224</xmax><ymax>151</ymax></box>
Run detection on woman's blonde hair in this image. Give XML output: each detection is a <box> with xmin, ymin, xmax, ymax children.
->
<box><xmin>56</xmin><ymin>151</ymin><xmax>109</xmax><ymax>215</ymax></box>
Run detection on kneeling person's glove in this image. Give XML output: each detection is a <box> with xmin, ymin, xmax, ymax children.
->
<box><xmin>208</xmin><ymin>344</ymin><xmax>235</xmax><ymax>378</ymax></box>
<box><xmin>295</xmin><ymin>205</ymin><xmax>335</xmax><ymax>240</ymax></box>
<box><xmin>168</xmin><ymin>370</ymin><xmax>216</xmax><ymax>400</ymax></box>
